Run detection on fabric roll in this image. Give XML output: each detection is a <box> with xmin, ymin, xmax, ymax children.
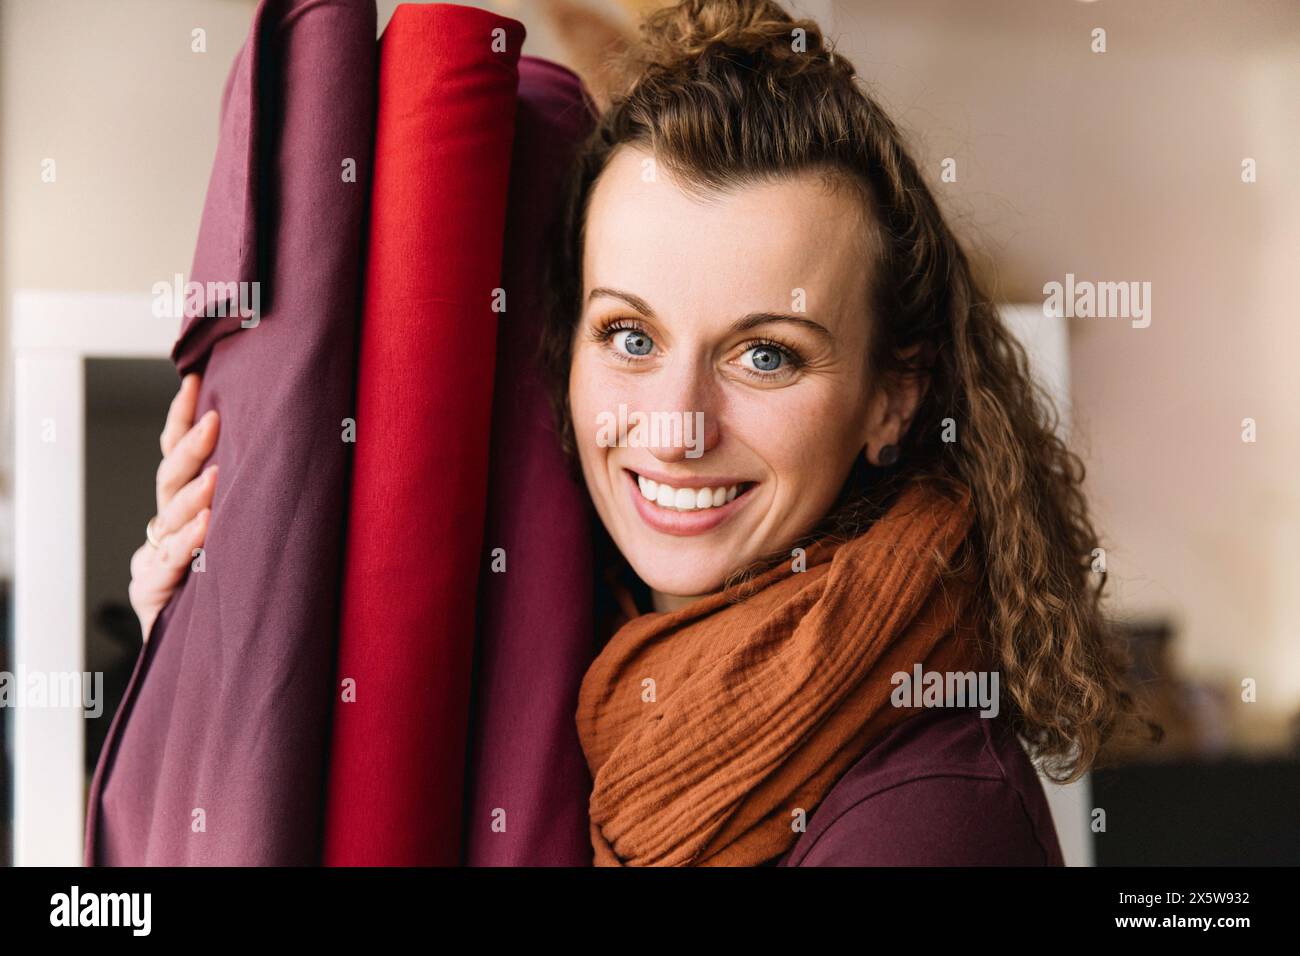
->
<box><xmin>84</xmin><ymin>0</ymin><xmax>377</xmax><ymax>865</ymax></box>
<box><xmin>321</xmin><ymin>3</ymin><xmax>525</xmax><ymax>866</ymax></box>
<box><xmin>462</xmin><ymin>57</ymin><xmax>599</xmax><ymax>867</ymax></box>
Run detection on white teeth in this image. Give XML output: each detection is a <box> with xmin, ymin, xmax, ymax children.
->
<box><xmin>635</xmin><ymin>473</ymin><xmax>745</xmax><ymax>512</ymax></box>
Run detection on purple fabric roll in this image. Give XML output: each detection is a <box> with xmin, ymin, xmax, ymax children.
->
<box><xmin>462</xmin><ymin>57</ymin><xmax>599</xmax><ymax>866</ymax></box>
<box><xmin>84</xmin><ymin>0</ymin><xmax>377</xmax><ymax>865</ymax></box>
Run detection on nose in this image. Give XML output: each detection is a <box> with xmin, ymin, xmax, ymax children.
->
<box><xmin>642</xmin><ymin>356</ymin><xmax>721</xmax><ymax>464</ymax></box>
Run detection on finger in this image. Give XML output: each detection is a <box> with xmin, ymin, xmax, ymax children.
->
<box><xmin>129</xmin><ymin>541</ymin><xmax>181</xmax><ymax>603</ymax></box>
<box><xmin>155</xmin><ymin>508</ymin><xmax>211</xmax><ymax>574</ymax></box>
<box><xmin>129</xmin><ymin>540</ymin><xmax>158</xmax><ymax>587</ymax></box>
<box><xmin>160</xmin><ymin>374</ymin><xmax>202</xmax><ymax>457</ymax></box>
<box><xmin>126</xmin><ymin>576</ymin><xmax>155</xmax><ymax>641</ymax></box>
<box><xmin>128</xmin><ymin>539</ymin><xmax>183</xmax><ymax>628</ymax></box>
<box><xmin>156</xmin><ymin>409</ymin><xmax>219</xmax><ymax>510</ymax></box>
<box><xmin>152</xmin><ymin>464</ymin><xmax>218</xmax><ymax>540</ymax></box>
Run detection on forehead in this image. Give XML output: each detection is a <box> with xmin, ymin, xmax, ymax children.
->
<box><xmin>582</xmin><ymin>146</ymin><xmax>874</xmax><ymax>317</ymax></box>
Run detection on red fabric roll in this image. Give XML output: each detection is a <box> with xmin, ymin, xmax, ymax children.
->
<box><xmin>322</xmin><ymin>2</ymin><xmax>524</xmax><ymax>866</ymax></box>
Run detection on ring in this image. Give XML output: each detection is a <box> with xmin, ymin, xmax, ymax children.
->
<box><xmin>145</xmin><ymin>515</ymin><xmax>163</xmax><ymax>549</ymax></box>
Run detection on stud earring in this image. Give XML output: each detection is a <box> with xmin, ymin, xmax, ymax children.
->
<box><xmin>877</xmin><ymin>443</ymin><xmax>900</xmax><ymax>467</ymax></box>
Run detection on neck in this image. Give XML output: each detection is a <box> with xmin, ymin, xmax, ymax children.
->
<box><xmin>651</xmin><ymin>589</ymin><xmax>702</xmax><ymax>614</ymax></box>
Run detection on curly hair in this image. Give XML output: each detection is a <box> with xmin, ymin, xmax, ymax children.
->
<box><xmin>538</xmin><ymin>0</ymin><xmax>1162</xmax><ymax>783</ymax></box>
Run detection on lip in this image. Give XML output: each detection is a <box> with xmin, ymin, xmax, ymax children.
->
<box><xmin>629</xmin><ymin>465</ymin><xmax>752</xmax><ymax>489</ymax></box>
<box><xmin>622</xmin><ymin>467</ymin><xmax>756</xmax><ymax>537</ymax></box>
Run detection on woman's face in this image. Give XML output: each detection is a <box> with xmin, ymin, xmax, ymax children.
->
<box><xmin>569</xmin><ymin>145</ymin><xmax>899</xmax><ymax>606</ymax></box>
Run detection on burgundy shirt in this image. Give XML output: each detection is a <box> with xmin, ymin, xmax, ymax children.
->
<box><xmin>772</xmin><ymin>706</ymin><xmax>1065</xmax><ymax>866</ymax></box>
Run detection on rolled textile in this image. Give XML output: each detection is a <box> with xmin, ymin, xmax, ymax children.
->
<box><xmin>462</xmin><ymin>57</ymin><xmax>600</xmax><ymax>867</ymax></box>
<box><xmin>321</xmin><ymin>3</ymin><xmax>525</xmax><ymax>866</ymax></box>
<box><xmin>84</xmin><ymin>0</ymin><xmax>377</xmax><ymax>865</ymax></box>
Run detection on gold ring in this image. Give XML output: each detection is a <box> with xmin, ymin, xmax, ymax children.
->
<box><xmin>145</xmin><ymin>515</ymin><xmax>163</xmax><ymax>549</ymax></box>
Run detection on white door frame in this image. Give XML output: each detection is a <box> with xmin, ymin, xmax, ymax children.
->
<box><xmin>11</xmin><ymin>289</ymin><xmax>172</xmax><ymax>866</ymax></box>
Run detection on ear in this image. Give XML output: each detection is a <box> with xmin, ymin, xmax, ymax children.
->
<box><xmin>861</xmin><ymin>344</ymin><xmax>928</xmax><ymax>466</ymax></box>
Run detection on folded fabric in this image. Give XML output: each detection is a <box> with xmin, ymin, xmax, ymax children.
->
<box><xmin>84</xmin><ymin>0</ymin><xmax>377</xmax><ymax>865</ymax></box>
<box><xmin>321</xmin><ymin>2</ymin><xmax>524</xmax><ymax>866</ymax></box>
<box><xmin>462</xmin><ymin>57</ymin><xmax>600</xmax><ymax>867</ymax></box>
<box><xmin>577</xmin><ymin>479</ymin><xmax>990</xmax><ymax>866</ymax></box>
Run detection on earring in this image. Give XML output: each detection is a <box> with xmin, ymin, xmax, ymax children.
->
<box><xmin>877</xmin><ymin>443</ymin><xmax>900</xmax><ymax>467</ymax></box>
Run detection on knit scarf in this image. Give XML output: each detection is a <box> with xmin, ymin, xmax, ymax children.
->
<box><xmin>574</xmin><ymin>478</ymin><xmax>991</xmax><ymax>866</ymax></box>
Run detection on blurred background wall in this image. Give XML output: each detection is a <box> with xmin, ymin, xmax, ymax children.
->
<box><xmin>826</xmin><ymin>0</ymin><xmax>1300</xmax><ymax>757</ymax></box>
<box><xmin>2</xmin><ymin>0</ymin><xmax>1297</xmax><ymax>863</ymax></box>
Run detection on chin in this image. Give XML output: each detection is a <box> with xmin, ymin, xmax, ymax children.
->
<box><xmin>622</xmin><ymin>546</ymin><xmax>733</xmax><ymax>601</ymax></box>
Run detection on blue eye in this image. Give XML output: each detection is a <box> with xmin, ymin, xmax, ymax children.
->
<box><xmin>614</xmin><ymin>328</ymin><xmax>654</xmax><ymax>357</ymax></box>
<box><xmin>740</xmin><ymin>344</ymin><xmax>785</xmax><ymax>373</ymax></box>
<box><xmin>593</xmin><ymin>318</ymin><xmax>803</xmax><ymax>382</ymax></box>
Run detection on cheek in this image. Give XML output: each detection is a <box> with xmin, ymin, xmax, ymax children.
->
<box><xmin>567</xmin><ymin>350</ymin><xmax>593</xmax><ymax>442</ymax></box>
<box><xmin>567</xmin><ymin>356</ymin><xmax>602</xmax><ymax>492</ymax></box>
<box><xmin>567</xmin><ymin>348</ymin><xmax>642</xmax><ymax>476</ymax></box>
<box><xmin>568</xmin><ymin>349</ymin><xmax>609</xmax><ymax>451</ymax></box>
<box><xmin>568</xmin><ymin>348</ymin><xmax>650</xmax><ymax>445</ymax></box>
<box><xmin>733</xmin><ymin>382</ymin><xmax>865</xmax><ymax>488</ymax></box>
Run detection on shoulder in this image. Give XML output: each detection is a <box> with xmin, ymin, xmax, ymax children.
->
<box><xmin>777</xmin><ymin>707</ymin><xmax>1065</xmax><ymax>866</ymax></box>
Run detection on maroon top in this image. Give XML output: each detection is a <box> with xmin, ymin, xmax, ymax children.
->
<box><xmin>773</xmin><ymin>706</ymin><xmax>1065</xmax><ymax>866</ymax></box>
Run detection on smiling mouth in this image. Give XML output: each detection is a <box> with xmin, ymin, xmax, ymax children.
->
<box><xmin>627</xmin><ymin>469</ymin><xmax>757</xmax><ymax>512</ymax></box>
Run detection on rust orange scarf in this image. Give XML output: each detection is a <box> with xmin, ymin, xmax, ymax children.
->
<box><xmin>574</xmin><ymin>479</ymin><xmax>991</xmax><ymax>866</ymax></box>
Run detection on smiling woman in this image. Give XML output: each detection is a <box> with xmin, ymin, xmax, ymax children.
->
<box><xmin>109</xmin><ymin>0</ymin><xmax>1163</xmax><ymax>870</ymax></box>
<box><xmin>569</xmin><ymin>149</ymin><xmax>886</xmax><ymax>605</ymax></box>
<box><xmin>540</xmin><ymin>0</ymin><xmax>1161</xmax><ymax>866</ymax></box>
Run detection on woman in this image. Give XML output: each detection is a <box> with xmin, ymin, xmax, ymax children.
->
<box><xmin>130</xmin><ymin>0</ymin><xmax>1158</xmax><ymax>866</ymax></box>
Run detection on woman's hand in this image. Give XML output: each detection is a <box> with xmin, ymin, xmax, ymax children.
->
<box><xmin>128</xmin><ymin>373</ymin><xmax>219</xmax><ymax>642</ymax></box>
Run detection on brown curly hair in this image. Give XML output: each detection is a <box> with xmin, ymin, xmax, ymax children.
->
<box><xmin>538</xmin><ymin>0</ymin><xmax>1162</xmax><ymax>783</ymax></box>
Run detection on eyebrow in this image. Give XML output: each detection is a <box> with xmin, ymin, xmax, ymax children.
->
<box><xmin>586</xmin><ymin>286</ymin><xmax>836</xmax><ymax>343</ymax></box>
